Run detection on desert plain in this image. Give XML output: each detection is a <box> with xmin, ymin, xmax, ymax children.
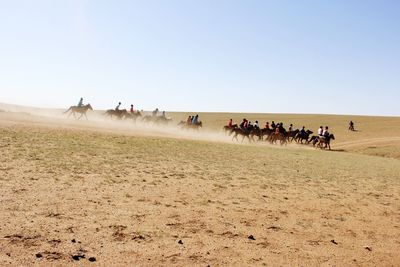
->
<box><xmin>0</xmin><ymin>103</ymin><xmax>399</xmax><ymax>266</ymax></box>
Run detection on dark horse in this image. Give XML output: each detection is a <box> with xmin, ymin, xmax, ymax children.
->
<box><xmin>287</xmin><ymin>129</ymin><xmax>300</xmax><ymax>142</ymax></box>
<box><xmin>64</xmin><ymin>104</ymin><xmax>93</xmax><ymax>120</ymax></box>
<box><xmin>294</xmin><ymin>130</ymin><xmax>313</xmax><ymax>144</ymax></box>
<box><xmin>316</xmin><ymin>134</ymin><xmax>335</xmax><ymax>150</ymax></box>
<box><xmin>222</xmin><ymin>124</ymin><xmax>238</xmax><ymax>134</ymax></box>
<box><xmin>230</xmin><ymin>128</ymin><xmax>254</xmax><ymax>142</ymax></box>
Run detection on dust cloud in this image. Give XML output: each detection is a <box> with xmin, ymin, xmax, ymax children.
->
<box><xmin>0</xmin><ymin>103</ymin><xmax>310</xmax><ymax>151</ymax></box>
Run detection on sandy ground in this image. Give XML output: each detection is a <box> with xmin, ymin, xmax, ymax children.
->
<box><xmin>0</xmin><ymin>104</ymin><xmax>399</xmax><ymax>266</ymax></box>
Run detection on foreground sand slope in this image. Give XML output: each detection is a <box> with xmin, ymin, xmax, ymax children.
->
<box><xmin>0</xmin><ymin>111</ymin><xmax>399</xmax><ymax>266</ymax></box>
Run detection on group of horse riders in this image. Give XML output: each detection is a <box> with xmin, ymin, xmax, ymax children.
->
<box><xmin>186</xmin><ymin>114</ymin><xmax>201</xmax><ymax>125</ymax></box>
<box><xmin>227</xmin><ymin>118</ymin><xmax>335</xmax><ymax>148</ymax></box>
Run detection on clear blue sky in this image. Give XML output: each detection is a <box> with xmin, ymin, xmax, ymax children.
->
<box><xmin>0</xmin><ymin>0</ymin><xmax>399</xmax><ymax>115</ymax></box>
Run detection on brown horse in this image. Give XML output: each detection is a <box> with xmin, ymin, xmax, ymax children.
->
<box><xmin>178</xmin><ymin>121</ymin><xmax>202</xmax><ymax>130</ymax></box>
<box><xmin>124</xmin><ymin>111</ymin><xmax>142</xmax><ymax>122</ymax></box>
<box><xmin>143</xmin><ymin>115</ymin><xmax>173</xmax><ymax>125</ymax></box>
<box><xmin>269</xmin><ymin>132</ymin><xmax>288</xmax><ymax>145</ymax></box>
<box><xmin>223</xmin><ymin>124</ymin><xmax>238</xmax><ymax>134</ymax></box>
<box><xmin>64</xmin><ymin>104</ymin><xmax>93</xmax><ymax>120</ymax></box>
<box><xmin>104</xmin><ymin>109</ymin><xmax>128</xmax><ymax>119</ymax></box>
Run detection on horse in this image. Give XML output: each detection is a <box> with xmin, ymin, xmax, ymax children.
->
<box><xmin>294</xmin><ymin>130</ymin><xmax>313</xmax><ymax>144</ymax></box>
<box><xmin>269</xmin><ymin>132</ymin><xmax>288</xmax><ymax>145</ymax></box>
<box><xmin>178</xmin><ymin>121</ymin><xmax>202</xmax><ymax>130</ymax></box>
<box><xmin>316</xmin><ymin>134</ymin><xmax>335</xmax><ymax>150</ymax></box>
<box><xmin>287</xmin><ymin>129</ymin><xmax>299</xmax><ymax>142</ymax></box>
<box><xmin>64</xmin><ymin>104</ymin><xmax>93</xmax><ymax>120</ymax></box>
<box><xmin>104</xmin><ymin>109</ymin><xmax>128</xmax><ymax>119</ymax></box>
<box><xmin>308</xmin><ymin>135</ymin><xmax>320</xmax><ymax>146</ymax></box>
<box><xmin>249</xmin><ymin>127</ymin><xmax>264</xmax><ymax>141</ymax></box>
<box><xmin>124</xmin><ymin>111</ymin><xmax>142</xmax><ymax>122</ymax></box>
<box><xmin>260</xmin><ymin>128</ymin><xmax>273</xmax><ymax>141</ymax></box>
<box><xmin>223</xmin><ymin>124</ymin><xmax>238</xmax><ymax>134</ymax></box>
<box><xmin>155</xmin><ymin>116</ymin><xmax>173</xmax><ymax>125</ymax></box>
<box><xmin>143</xmin><ymin>115</ymin><xmax>173</xmax><ymax>125</ymax></box>
<box><xmin>230</xmin><ymin>128</ymin><xmax>254</xmax><ymax>142</ymax></box>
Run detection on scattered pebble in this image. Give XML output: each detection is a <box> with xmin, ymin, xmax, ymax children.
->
<box><xmin>178</xmin><ymin>240</ymin><xmax>183</xmax><ymax>245</ymax></box>
<box><xmin>365</xmin><ymin>246</ymin><xmax>372</xmax><ymax>251</ymax></box>
<box><xmin>35</xmin><ymin>253</ymin><xmax>42</xmax><ymax>258</ymax></box>
<box><xmin>72</xmin><ymin>254</ymin><xmax>85</xmax><ymax>261</ymax></box>
<box><xmin>88</xmin><ymin>257</ymin><xmax>97</xmax><ymax>262</ymax></box>
<box><xmin>71</xmin><ymin>239</ymin><xmax>76</xmax><ymax>243</ymax></box>
<box><xmin>331</xmin><ymin>239</ymin><xmax>338</xmax><ymax>245</ymax></box>
<box><xmin>248</xmin><ymin>235</ymin><xmax>256</xmax><ymax>240</ymax></box>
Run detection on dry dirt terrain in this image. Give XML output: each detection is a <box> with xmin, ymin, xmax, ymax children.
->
<box><xmin>0</xmin><ymin>104</ymin><xmax>399</xmax><ymax>266</ymax></box>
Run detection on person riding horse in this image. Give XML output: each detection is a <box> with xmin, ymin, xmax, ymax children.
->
<box><xmin>65</xmin><ymin>101</ymin><xmax>93</xmax><ymax>120</ymax></box>
<box><xmin>349</xmin><ymin>121</ymin><xmax>355</xmax><ymax>131</ymax></box>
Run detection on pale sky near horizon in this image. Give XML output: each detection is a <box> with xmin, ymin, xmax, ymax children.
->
<box><xmin>0</xmin><ymin>0</ymin><xmax>399</xmax><ymax>115</ymax></box>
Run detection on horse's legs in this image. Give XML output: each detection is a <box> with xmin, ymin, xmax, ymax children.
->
<box><xmin>232</xmin><ymin>133</ymin><xmax>238</xmax><ymax>142</ymax></box>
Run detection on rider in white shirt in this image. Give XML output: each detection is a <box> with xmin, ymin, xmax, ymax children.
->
<box><xmin>322</xmin><ymin>126</ymin><xmax>329</xmax><ymax>137</ymax></box>
<box><xmin>318</xmin><ymin>126</ymin><xmax>323</xmax><ymax>136</ymax></box>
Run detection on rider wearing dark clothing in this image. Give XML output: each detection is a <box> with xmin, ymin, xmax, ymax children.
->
<box><xmin>278</xmin><ymin>123</ymin><xmax>286</xmax><ymax>134</ymax></box>
<box><xmin>115</xmin><ymin>102</ymin><xmax>121</xmax><ymax>111</ymax></box>
<box><xmin>240</xmin><ymin>119</ymin><xmax>247</xmax><ymax>130</ymax></box>
<box><xmin>152</xmin><ymin>108</ymin><xmax>159</xmax><ymax>116</ymax></box>
<box><xmin>323</xmin><ymin>126</ymin><xmax>330</xmax><ymax>137</ymax></box>
<box><xmin>300</xmin><ymin>126</ymin><xmax>306</xmax><ymax>135</ymax></box>
<box><xmin>78</xmin><ymin>98</ymin><xmax>83</xmax><ymax>107</ymax></box>
<box><xmin>271</xmin><ymin>121</ymin><xmax>276</xmax><ymax>129</ymax></box>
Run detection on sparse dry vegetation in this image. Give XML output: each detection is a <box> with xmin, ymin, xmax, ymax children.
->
<box><xmin>0</xmin><ymin>107</ymin><xmax>399</xmax><ymax>266</ymax></box>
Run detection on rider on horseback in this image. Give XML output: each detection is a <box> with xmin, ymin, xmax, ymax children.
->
<box><xmin>115</xmin><ymin>102</ymin><xmax>121</xmax><ymax>111</ymax></box>
<box><xmin>78</xmin><ymin>98</ymin><xmax>84</xmax><ymax>107</ymax></box>
<box><xmin>318</xmin><ymin>126</ymin><xmax>323</xmax><ymax>136</ymax></box>
<box><xmin>152</xmin><ymin>108</ymin><xmax>159</xmax><ymax>116</ymax></box>
<box><xmin>349</xmin><ymin>121</ymin><xmax>355</xmax><ymax>131</ymax></box>
<box><xmin>300</xmin><ymin>126</ymin><xmax>306</xmax><ymax>136</ymax></box>
<box><xmin>323</xmin><ymin>126</ymin><xmax>330</xmax><ymax>137</ymax></box>
<box><xmin>240</xmin><ymin>119</ymin><xmax>246</xmax><ymax>130</ymax></box>
<box><xmin>192</xmin><ymin>114</ymin><xmax>199</xmax><ymax>125</ymax></box>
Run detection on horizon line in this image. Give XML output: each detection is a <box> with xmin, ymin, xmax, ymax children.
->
<box><xmin>0</xmin><ymin>102</ymin><xmax>399</xmax><ymax>118</ymax></box>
